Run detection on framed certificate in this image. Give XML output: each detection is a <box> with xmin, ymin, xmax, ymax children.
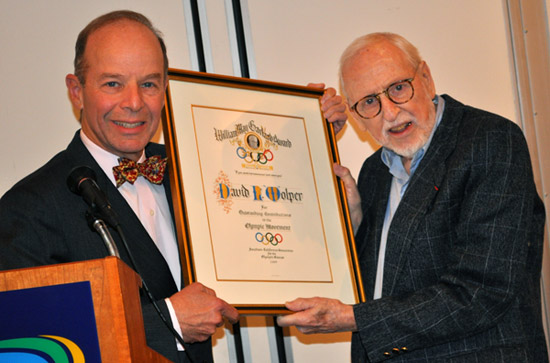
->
<box><xmin>163</xmin><ymin>69</ymin><xmax>364</xmax><ymax>314</ymax></box>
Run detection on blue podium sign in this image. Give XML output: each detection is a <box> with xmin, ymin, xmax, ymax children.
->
<box><xmin>0</xmin><ymin>281</ymin><xmax>101</xmax><ymax>363</ymax></box>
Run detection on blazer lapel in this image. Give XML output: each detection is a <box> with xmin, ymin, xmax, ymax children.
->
<box><xmin>369</xmin><ymin>170</ymin><xmax>393</xmax><ymax>298</ymax></box>
<box><xmin>356</xmin><ymin>157</ymin><xmax>393</xmax><ymax>299</ymax></box>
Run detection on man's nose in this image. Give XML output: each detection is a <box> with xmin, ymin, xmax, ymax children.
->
<box><xmin>120</xmin><ymin>84</ymin><xmax>144</xmax><ymax>111</ymax></box>
<box><xmin>379</xmin><ymin>93</ymin><xmax>400</xmax><ymax>122</ymax></box>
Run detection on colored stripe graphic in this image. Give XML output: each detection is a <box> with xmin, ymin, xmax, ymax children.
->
<box><xmin>0</xmin><ymin>335</ymin><xmax>84</xmax><ymax>363</ymax></box>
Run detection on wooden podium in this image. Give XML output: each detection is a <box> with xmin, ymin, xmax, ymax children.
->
<box><xmin>0</xmin><ymin>257</ymin><xmax>171</xmax><ymax>362</ymax></box>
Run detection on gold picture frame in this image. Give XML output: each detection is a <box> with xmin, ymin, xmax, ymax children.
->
<box><xmin>163</xmin><ymin>69</ymin><xmax>364</xmax><ymax>314</ymax></box>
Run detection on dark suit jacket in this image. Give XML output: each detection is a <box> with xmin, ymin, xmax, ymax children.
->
<box><xmin>351</xmin><ymin>95</ymin><xmax>547</xmax><ymax>362</ymax></box>
<box><xmin>0</xmin><ymin>131</ymin><xmax>212</xmax><ymax>363</ymax></box>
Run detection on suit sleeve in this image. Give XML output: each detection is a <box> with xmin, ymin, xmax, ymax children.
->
<box><xmin>352</xmin><ymin>119</ymin><xmax>545</xmax><ymax>361</ymax></box>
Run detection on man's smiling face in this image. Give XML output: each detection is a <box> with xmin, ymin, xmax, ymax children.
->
<box><xmin>66</xmin><ymin>19</ymin><xmax>167</xmax><ymax>161</ymax></box>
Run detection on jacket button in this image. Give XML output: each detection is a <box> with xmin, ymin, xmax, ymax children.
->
<box><xmin>401</xmin><ymin>347</ymin><xmax>408</xmax><ymax>352</ymax></box>
<box><xmin>383</xmin><ymin>352</ymin><xmax>391</xmax><ymax>356</ymax></box>
<box><xmin>392</xmin><ymin>348</ymin><xmax>400</xmax><ymax>354</ymax></box>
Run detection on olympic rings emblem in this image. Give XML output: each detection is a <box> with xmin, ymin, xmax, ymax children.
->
<box><xmin>255</xmin><ymin>232</ymin><xmax>283</xmax><ymax>246</ymax></box>
<box><xmin>236</xmin><ymin>147</ymin><xmax>274</xmax><ymax>164</ymax></box>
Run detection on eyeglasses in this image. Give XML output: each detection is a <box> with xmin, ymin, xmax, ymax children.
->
<box><xmin>350</xmin><ymin>67</ymin><xmax>419</xmax><ymax>119</ymax></box>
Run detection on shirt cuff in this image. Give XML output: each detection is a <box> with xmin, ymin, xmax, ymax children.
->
<box><xmin>165</xmin><ymin>298</ymin><xmax>185</xmax><ymax>351</ymax></box>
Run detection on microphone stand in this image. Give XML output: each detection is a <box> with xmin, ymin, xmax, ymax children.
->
<box><xmin>86</xmin><ymin>208</ymin><xmax>120</xmax><ymax>258</ymax></box>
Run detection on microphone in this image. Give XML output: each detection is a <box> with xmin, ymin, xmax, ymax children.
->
<box><xmin>67</xmin><ymin>166</ymin><xmax>120</xmax><ymax>228</ymax></box>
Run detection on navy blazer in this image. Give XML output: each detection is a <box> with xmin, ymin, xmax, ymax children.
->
<box><xmin>0</xmin><ymin>131</ymin><xmax>212</xmax><ymax>362</ymax></box>
<box><xmin>351</xmin><ymin>95</ymin><xmax>547</xmax><ymax>362</ymax></box>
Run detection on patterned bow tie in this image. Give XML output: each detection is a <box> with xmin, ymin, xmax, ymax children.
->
<box><xmin>113</xmin><ymin>155</ymin><xmax>167</xmax><ymax>188</ymax></box>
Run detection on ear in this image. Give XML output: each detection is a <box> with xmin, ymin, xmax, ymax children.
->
<box><xmin>419</xmin><ymin>61</ymin><xmax>436</xmax><ymax>98</ymax></box>
<box><xmin>65</xmin><ymin>74</ymin><xmax>84</xmax><ymax>110</ymax></box>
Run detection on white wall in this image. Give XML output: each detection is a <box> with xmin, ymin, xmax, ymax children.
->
<box><xmin>0</xmin><ymin>0</ymin><xmax>191</xmax><ymax>194</ymax></box>
<box><xmin>246</xmin><ymin>0</ymin><xmax>517</xmax><ymax>180</ymax></box>
<box><xmin>0</xmin><ymin>1</ymin><xmax>522</xmax><ymax>362</ymax></box>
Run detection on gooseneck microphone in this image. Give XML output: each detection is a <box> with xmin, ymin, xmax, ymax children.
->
<box><xmin>66</xmin><ymin>165</ymin><xmax>192</xmax><ymax>360</ymax></box>
<box><xmin>67</xmin><ymin>166</ymin><xmax>120</xmax><ymax>228</ymax></box>
<box><xmin>67</xmin><ymin>166</ymin><xmax>120</xmax><ymax>257</ymax></box>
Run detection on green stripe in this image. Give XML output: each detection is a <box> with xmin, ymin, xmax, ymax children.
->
<box><xmin>0</xmin><ymin>337</ymin><xmax>69</xmax><ymax>363</ymax></box>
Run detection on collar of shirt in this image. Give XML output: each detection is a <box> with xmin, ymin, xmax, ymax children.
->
<box><xmin>80</xmin><ymin>131</ymin><xmax>146</xmax><ymax>187</ymax></box>
<box><xmin>380</xmin><ymin>95</ymin><xmax>446</xmax><ymax>191</ymax></box>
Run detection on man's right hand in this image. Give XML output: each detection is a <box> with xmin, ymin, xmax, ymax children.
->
<box><xmin>169</xmin><ymin>282</ymin><xmax>239</xmax><ymax>343</ymax></box>
<box><xmin>307</xmin><ymin>83</ymin><xmax>348</xmax><ymax>135</ymax></box>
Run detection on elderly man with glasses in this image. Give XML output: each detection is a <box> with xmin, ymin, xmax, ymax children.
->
<box><xmin>278</xmin><ymin>32</ymin><xmax>547</xmax><ymax>362</ymax></box>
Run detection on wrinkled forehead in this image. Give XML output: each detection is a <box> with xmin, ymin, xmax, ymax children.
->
<box><xmin>84</xmin><ymin>20</ymin><xmax>164</xmax><ymax>71</ymax></box>
<box><xmin>344</xmin><ymin>41</ymin><xmax>415</xmax><ymax>83</ymax></box>
<box><xmin>346</xmin><ymin>41</ymin><xmax>414</xmax><ymax>75</ymax></box>
<box><xmin>87</xmin><ymin>20</ymin><xmax>155</xmax><ymax>49</ymax></box>
<box><xmin>342</xmin><ymin>46</ymin><xmax>415</xmax><ymax>100</ymax></box>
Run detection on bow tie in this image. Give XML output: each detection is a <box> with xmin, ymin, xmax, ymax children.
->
<box><xmin>113</xmin><ymin>155</ymin><xmax>168</xmax><ymax>188</ymax></box>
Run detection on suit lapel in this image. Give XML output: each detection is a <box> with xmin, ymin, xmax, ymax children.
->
<box><xmin>383</xmin><ymin>97</ymin><xmax>463</xmax><ymax>296</ymax></box>
<box><xmin>356</xmin><ymin>156</ymin><xmax>392</xmax><ymax>298</ymax></box>
<box><xmin>367</xmin><ymin>169</ymin><xmax>393</xmax><ymax>298</ymax></box>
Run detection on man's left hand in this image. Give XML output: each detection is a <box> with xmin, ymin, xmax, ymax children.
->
<box><xmin>276</xmin><ymin>297</ymin><xmax>357</xmax><ymax>334</ymax></box>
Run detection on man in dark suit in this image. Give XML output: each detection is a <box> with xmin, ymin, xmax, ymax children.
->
<box><xmin>277</xmin><ymin>33</ymin><xmax>548</xmax><ymax>362</ymax></box>
<box><xmin>0</xmin><ymin>10</ymin><xmax>239</xmax><ymax>363</ymax></box>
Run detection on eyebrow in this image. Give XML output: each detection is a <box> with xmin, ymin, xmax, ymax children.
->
<box><xmin>142</xmin><ymin>73</ymin><xmax>163</xmax><ymax>80</ymax></box>
<box><xmin>98</xmin><ymin>73</ymin><xmax>163</xmax><ymax>80</ymax></box>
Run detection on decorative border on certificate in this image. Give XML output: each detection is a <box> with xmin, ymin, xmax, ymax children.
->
<box><xmin>163</xmin><ymin>69</ymin><xmax>364</xmax><ymax>314</ymax></box>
